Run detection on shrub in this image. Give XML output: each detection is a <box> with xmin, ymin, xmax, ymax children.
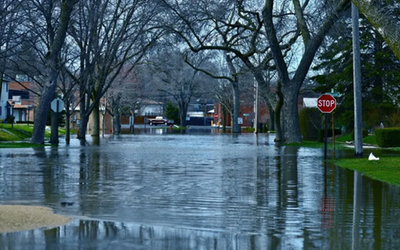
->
<box><xmin>242</xmin><ymin>127</ymin><xmax>255</xmax><ymax>133</ymax></box>
<box><xmin>262</xmin><ymin>123</ymin><xmax>268</xmax><ymax>133</ymax></box>
<box><xmin>375</xmin><ymin>128</ymin><xmax>400</xmax><ymax>147</ymax></box>
<box><xmin>318</xmin><ymin>129</ymin><xmax>342</xmax><ymax>142</ymax></box>
<box><xmin>299</xmin><ymin>108</ymin><xmax>321</xmax><ymax>140</ymax></box>
<box><xmin>6</xmin><ymin>115</ymin><xmax>14</xmax><ymax>124</ymax></box>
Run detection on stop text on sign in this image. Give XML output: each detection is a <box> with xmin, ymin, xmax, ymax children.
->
<box><xmin>317</xmin><ymin>94</ymin><xmax>336</xmax><ymax>113</ymax></box>
<box><xmin>318</xmin><ymin>99</ymin><xmax>335</xmax><ymax>107</ymax></box>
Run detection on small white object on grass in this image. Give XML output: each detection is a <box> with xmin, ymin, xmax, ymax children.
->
<box><xmin>368</xmin><ymin>152</ymin><xmax>379</xmax><ymax>161</ymax></box>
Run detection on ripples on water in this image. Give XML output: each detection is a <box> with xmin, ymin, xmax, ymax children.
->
<box><xmin>0</xmin><ymin>131</ymin><xmax>400</xmax><ymax>249</ymax></box>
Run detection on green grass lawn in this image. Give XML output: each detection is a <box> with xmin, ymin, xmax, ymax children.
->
<box><xmin>0</xmin><ymin>123</ymin><xmax>34</xmax><ymax>141</ymax></box>
<box><xmin>292</xmin><ymin>133</ymin><xmax>400</xmax><ymax>186</ymax></box>
<box><xmin>331</xmin><ymin>133</ymin><xmax>400</xmax><ymax>186</ymax></box>
<box><xmin>336</xmin><ymin>157</ymin><xmax>400</xmax><ymax>186</ymax></box>
<box><xmin>0</xmin><ymin>123</ymin><xmax>66</xmax><ymax>147</ymax></box>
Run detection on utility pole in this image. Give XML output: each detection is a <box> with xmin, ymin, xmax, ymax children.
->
<box><xmin>352</xmin><ymin>3</ymin><xmax>363</xmax><ymax>157</ymax></box>
<box><xmin>254</xmin><ymin>78</ymin><xmax>259</xmax><ymax>134</ymax></box>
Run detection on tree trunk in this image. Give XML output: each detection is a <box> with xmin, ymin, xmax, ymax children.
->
<box><xmin>31</xmin><ymin>67</ymin><xmax>58</xmax><ymax>144</ymax></box>
<box><xmin>274</xmin><ymin>88</ymin><xmax>284</xmax><ymax>142</ymax></box>
<box><xmin>91</xmin><ymin>102</ymin><xmax>100</xmax><ymax>145</ymax></box>
<box><xmin>92</xmin><ymin>110</ymin><xmax>100</xmax><ymax>137</ymax></box>
<box><xmin>30</xmin><ymin>0</ymin><xmax>78</xmax><ymax>144</ymax></box>
<box><xmin>222</xmin><ymin>106</ymin><xmax>227</xmax><ymax>133</ymax></box>
<box><xmin>78</xmin><ymin>113</ymin><xmax>89</xmax><ymax>140</ymax></box>
<box><xmin>65</xmin><ymin>101</ymin><xmax>71</xmax><ymax>145</ymax></box>
<box><xmin>267</xmin><ymin>102</ymin><xmax>275</xmax><ymax>131</ymax></box>
<box><xmin>178</xmin><ymin>100</ymin><xmax>188</xmax><ymax>127</ymax></box>
<box><xmin>113</xmin><ymin>113</ymin><xmax>121</xmax><ymax>135</ymax></box>
<box><xmin>78</xmin><ymin>92</ymin><xmax>88</xmax><ymax>140</ymax></box>
<box><xmin>112</xmin><ymin>101</ymin><xmax>121</xmax><ymax>135</ymax></box>
<box><xmin>50</xmin><ymin>110</ymin><xmax>59</xmax><ymax>144</ymax></box>
<box><xmin>232</xmin><ymin>82</ymin><xmax>241</xmax><ymax>133</ymax></box>
<box><xmin>283</xmin><ymin>89</ymin><xmax>302</xmax><ymax>143</ymax></box>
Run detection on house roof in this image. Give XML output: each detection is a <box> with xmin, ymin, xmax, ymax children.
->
<box><xmin>7</xmin><ymin>100</ymin><xmax>33</xmax><ymax>109</ymax></box>
<box><xmin>8</xmin><ymin>81</ymin><xmax>32</xmax><ymax>90</ymax></box>
<box><xmin>139</xmin><ymin>99</ymin><xmax>163</xmax><ymax>105</ymax></box>
<box><xmin>303</xmin><ymin>98</ymin><xmax>318</xmax><ymax>108</ymax></box>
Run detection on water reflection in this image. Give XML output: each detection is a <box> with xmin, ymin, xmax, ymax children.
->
<box><xmin>0</xmin><ymin>133</ymin><xmax>400</xmax><ymax>249</ymax></box>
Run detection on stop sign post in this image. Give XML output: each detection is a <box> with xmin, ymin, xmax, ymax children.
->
<box><xmin>317</xmin><ymin>94</ymin><xmax>337</xmax><ymax>160</ymax></box>
<box><xmin>50</xmin><ymin>97</ymin><xmax>64</xmax><ymax>145</ymax></box>
<box><xmin>317</xmin><ymin>94</ymin><xmax>336</xmax><ymax>113</ymax></box>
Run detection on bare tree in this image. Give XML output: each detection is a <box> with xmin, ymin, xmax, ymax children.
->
<box><xmin>107</xmin><ymin>64</ymin><xmax>145</xmax><ymax>135</ymax></box>
<box><xmin>0</xmin><ymin>0</ymin><xmax>24</xmax><ymax>91</ymax></box>
<box><xmin>160</xmin><ymin>0</ymin><xmax>351</xmax><ymax>142</ymax></box>
<box><xmin>351</xmin><ymin>0</ymin><xmax>400</xmax><ymax>59</ymax></box>
<box><xmin>67</xmin><ymin>0</ymin><xmax>162</xmax><ymax>144</ymax></box>
<box><xmin>27</xmin><ymin>0</ymin><xmax>78</xmax><ymax>144</ymax></box>
<box><xmin>262</xmin><ymin>0</ymin><xmax>351</xmax><ymax>142</ymax></box>
<box><xmin>159</xmin><ymin>0</ymin><xmax>272</xmax><ymax>133</ymax></box>
<box><xmin>147</xmin><ymin>50</ymin><xmax>213</xmax><ymax>127</ymax></box>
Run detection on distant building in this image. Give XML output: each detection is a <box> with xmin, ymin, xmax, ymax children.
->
<box><xmin>138</xmin><ymin>99</ymin><xmax>164</xmax><ymax>116</ymax></box>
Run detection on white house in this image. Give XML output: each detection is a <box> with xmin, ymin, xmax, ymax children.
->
<box><xmin>303</xmin><ymin>97</ymin><xmax>318</xmax><ymax>108</ymax></box>
<box><xmin>138</xmin><ymin>99</ymin><xmax>164</xmax><ymax>116</ymax></box>
<box><xmin>0</xmin><ymin>77</ymin><xmax>9</xmax><ymax>120</ymax></box>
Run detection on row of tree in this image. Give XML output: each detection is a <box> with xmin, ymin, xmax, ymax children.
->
<box><xmin>0</xmin><ymin>0</ymin><xmax>399</xmax><ymax>144</ymax></box>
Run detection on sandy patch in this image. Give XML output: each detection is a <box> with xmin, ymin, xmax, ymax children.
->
<box><xmin>0</xmin><ymin>205</ymin><xmax>71</xmax><ymax>234</ymax></box>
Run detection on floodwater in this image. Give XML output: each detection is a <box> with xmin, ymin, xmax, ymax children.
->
<box><xmin>1</xmin><ymin>128</ymin><xmax>400</xmax><ymax>249</ymax></box>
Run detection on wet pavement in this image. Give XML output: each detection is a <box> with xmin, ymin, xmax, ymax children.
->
<box><xmin>1</xmin><ymin>129</ymin><xmax>400</xmax><ymax>249</ymax></box>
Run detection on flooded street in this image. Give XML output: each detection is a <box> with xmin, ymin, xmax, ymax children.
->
<box><xmin>1</xmin><ymin>130</ymin><xmax>400</xmax><ymax>249</ymax></box>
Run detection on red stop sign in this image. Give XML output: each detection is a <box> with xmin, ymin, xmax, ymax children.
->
<box><xmin>317</xmin><ymin>94</ymin><xmax>336</xmax><ymax>113</ymax></box>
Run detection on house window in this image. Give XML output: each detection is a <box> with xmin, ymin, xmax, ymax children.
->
<box><xmin>0</xmin><ymin>106</ymin><xmax>2</xmax><ymax>116</ymax></box>
<box><xmin>5</xmin><ymin>83</ymin><xmax>8</xmax><ymax>92</ymax></box>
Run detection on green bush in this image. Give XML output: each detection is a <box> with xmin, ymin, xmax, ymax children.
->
<box><xmin>375</xmin><ymin>128</ymin><xmax>400</xmax><ymax>147</ymax></box>
<box><xmin>242</xmin><ymin>127</ymin><xmax>255</xmax><ymax>133</ymax></box>
<box><xmin>318</xmin><ymin>129</ymin><xmax>342</xmax><ymax>142</ymax></box>
<box><xmin>262</xmin><ymin>123</ymin><xmax>268</xmax><ymax>133</ymax></box>
<box><xmin>6</xmin><ymin>115</ymin><xmax>14</xmax><ymax>124</ymax></box>
<box><xmin>299</xmin><ymin>108</ymin><xmax>321</xmax><ymax>140</ymax></box>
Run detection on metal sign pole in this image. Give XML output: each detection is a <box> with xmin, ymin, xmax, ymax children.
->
<box><xmin>324</xmin><ymin>113</ymin><xmax>328</xmax><ymax>160</ymax></box>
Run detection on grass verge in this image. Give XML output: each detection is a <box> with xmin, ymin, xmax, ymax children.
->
<box><xmin>0</xmin><ymin>123</ymin><xmax>68</xmax><ymax>148</ymax></box>
<box><xmin>336</xmin><ymin>157</ymin><xmax>400</xmax><ymax>186</ymax></box>
<box><xmin>289</xmin><ymin>133</ymin><xmax>400</xmax><ymax>186</ymax></box>
<box><xmin>0</xmin><ymin>143</ymin><xmax>44</xmax><ymax>148</ymax></box>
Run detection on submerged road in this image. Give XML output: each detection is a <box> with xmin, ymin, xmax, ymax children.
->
<box><xmin>0</xmin><ymin>131</ymin><xmax>399</xmax><ymax>249</ymax></box>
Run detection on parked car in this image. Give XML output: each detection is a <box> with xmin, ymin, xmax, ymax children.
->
<box><xmin>148</xmin><ymin>116</ymin><xmax>174</xmax><ymax>126</ymax></box>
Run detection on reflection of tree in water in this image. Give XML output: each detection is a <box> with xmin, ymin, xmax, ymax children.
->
<box><xmin>33</xmin><ymin>147</ymin><xmax>78</xmax><ymax>204</ymax></box>
<box><xmin>3</xmin><ymin>136</ymin><xmax>400</xmax><ymax>248</ymax></box>
<box><xmin>78</xmin><ymin>148</ymin><xmax>117</xmax><ymax>217</ymax></box>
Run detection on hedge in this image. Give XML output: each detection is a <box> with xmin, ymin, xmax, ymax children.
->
<box><xmin>375</xmin><ymin>128</ymin><xmax>400</xmax><ymax>147</ymax></box>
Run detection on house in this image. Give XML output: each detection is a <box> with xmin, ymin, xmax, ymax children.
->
<box><xmin>185</xmin><ymin>99</ymin><xmax>214</xmax><ymax>126</ymax></box>
<box><xmin>138</xmin><ymin>99</ymin><xmax>165</xmax><ymax>116</ymax></box>
<box><xmin>8</xmin><ymin>80</ymin><xmax>36</xmax><ymax>123</ymax></box>
<box><xmin>0</xmin><ymin>77</ymin><xmax>10</xmax><ymax>121</ymax></box>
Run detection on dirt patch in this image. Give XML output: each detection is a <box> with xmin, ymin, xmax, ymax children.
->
<box><xmin>0</xmin><ymin>205</ymin><xmax>71</xmax><ymax>234</ymax></box>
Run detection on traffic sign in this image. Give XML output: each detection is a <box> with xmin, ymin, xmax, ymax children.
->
<box><xmin>51</xmin><ymin>98</ymin><xmax>64</xmax><ymax>113</ymax></box>
<box><xmin>317</xmin><ymin>94</ymin><xmax>336</xmax><ymax>113</ymax></box>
